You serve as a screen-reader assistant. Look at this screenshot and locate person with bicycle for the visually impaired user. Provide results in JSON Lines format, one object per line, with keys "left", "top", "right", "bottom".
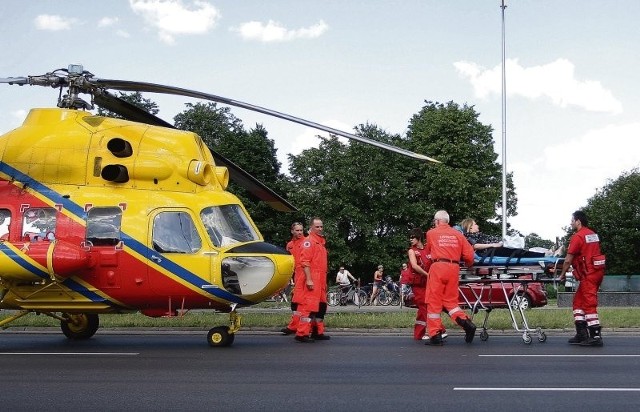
{"left": 336, "top": 266, "right": 357, "bottom": 304}
{"left": 369, "top": 265, "right": 384, "bottom": 305}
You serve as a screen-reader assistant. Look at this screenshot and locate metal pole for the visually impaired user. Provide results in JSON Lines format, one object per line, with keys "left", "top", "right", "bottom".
{"left": 500, "top": 0, "right": 508, "bottom": 239}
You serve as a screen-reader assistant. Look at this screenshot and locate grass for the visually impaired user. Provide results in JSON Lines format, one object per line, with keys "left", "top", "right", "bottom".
{"left": 3, "top": 305, "right": 640, "bottom": 331}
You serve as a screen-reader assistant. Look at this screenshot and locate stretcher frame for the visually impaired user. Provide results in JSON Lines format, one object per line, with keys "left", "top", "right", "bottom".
{"left": 458, "top": 258, "right": 563, "bottom": 344}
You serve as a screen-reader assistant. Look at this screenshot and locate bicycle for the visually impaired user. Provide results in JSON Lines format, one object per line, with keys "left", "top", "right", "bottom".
{"left": 327, "top": 280, "right": 367, "bottom": 307}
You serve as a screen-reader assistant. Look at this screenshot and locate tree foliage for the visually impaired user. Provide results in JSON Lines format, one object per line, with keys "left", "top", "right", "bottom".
{"left": 525, "top": 233, "right": 555, "bottom": 250}
{"left": 287, "top": 101, "right": 516, "bottom": 281}
{"left": 406, "top": 101, "right": 517, "bottom": 236}
{"left": 578, "top": 169, "right": 640, "bottom": 274}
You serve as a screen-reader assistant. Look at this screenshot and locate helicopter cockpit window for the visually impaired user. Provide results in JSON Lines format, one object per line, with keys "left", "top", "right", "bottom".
{"left": 152, "top": 212, "right": 202, "bottom": 254}
{"left": 22, "top": 207, "right": 57, "bottom": 241}
{"left": 200, "top": 205, "right": 259, "bottom": 248}
{"left": 0, "top": 209, "right": 10, "bottom": 240}
{"left": 86, "top": 207, "right": 122, "bottom": 246}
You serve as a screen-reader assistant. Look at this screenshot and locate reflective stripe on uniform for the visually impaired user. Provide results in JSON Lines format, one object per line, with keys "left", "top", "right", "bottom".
{"left": 585, "top": 313, "right": 600, "bottom": 326}
{"left": 414, "top": 320, "right": 426, "bottom": 326}
{"left": 427, "top": 313, "right": 441, "bottom": 320}
{"left": 448, "top": 307, "right": 462, "bottom": 316}
{"left": 300, "top": 317, "right": 312, "bottom": 323}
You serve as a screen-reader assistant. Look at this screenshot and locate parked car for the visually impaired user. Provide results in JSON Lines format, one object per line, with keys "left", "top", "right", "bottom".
{"left": 404, "top": 275, "right": 547, "bottom": 310}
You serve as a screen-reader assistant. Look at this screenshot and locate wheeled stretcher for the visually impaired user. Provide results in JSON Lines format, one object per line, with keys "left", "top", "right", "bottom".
{"left": 458, "top": 250, "right": 564, "bottom": 344}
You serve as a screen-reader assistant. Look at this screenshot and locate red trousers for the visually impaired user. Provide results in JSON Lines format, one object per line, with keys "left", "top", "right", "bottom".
{"left": 426, "top": 263, "right": 468, "bottom": 338}
{"left": 413, "top": 285, "right": 427, "bottom": 339}
{"left": 573, "top": 270, "right": 605, "bottom": 326}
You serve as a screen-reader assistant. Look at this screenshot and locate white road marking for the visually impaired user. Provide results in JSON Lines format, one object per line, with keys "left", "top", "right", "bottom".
{"left": 479, "top": 354, "right": 640, "bottom": 357}
{"left": 0, "top": 352, "right": 139, "bottom": 356}
{"left": 455, "top": 387, "right": 640, "bottom": 392}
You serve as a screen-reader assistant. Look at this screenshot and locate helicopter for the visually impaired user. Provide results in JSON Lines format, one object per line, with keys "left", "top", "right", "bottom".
{"left": 0, "top": 65, "right": 438, "bottom": 347}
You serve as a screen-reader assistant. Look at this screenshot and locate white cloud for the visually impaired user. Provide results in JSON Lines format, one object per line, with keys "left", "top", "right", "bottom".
{"left": 129, "top": 0, "right": 221, "bottom": 45}
{"left": 232, "top": 19, "right": 328, "bottom": 42}
{"left": 34, "top": 15, "right": 78, "bottom": 31}
{"left": 116, "top": 30, "right": 131, "bottom": 38}
{"left": 509, "top": 122, "right": 640, "bottom": 239}
{"left": 454, "top": 58, "right": 623, "bottom": 114}
{"left": 11, "top": 110, "right": 27, "bottom": 128}
{"left": 98, "top": 17, "right": 119, "bottom": 28}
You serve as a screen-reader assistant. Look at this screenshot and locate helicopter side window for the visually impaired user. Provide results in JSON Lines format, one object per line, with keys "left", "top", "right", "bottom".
{"left": 152, "top": 212, "right": 202, "bottom": 254}
{"left": 86, "top": 207, "right": 122, "bottom": 246}
{"left": 200, "top": 205, "right": 259, "bottom": 248}
{"left": 0, "top": 209, "right": 10, "bottom": 240}
{"left": 22, "top": 207, "right": 57, "bottom": 241}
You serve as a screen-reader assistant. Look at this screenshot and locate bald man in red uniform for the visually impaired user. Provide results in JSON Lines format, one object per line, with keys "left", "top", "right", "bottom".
{"left": 424, "top": 210, "right": 476, "bottom": 345}
{"left": 295, "top": 217, "right": 328, "bottom": 343}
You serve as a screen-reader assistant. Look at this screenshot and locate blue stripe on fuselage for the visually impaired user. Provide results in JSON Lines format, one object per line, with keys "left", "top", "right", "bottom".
{"left": 0, "top": 161, "right": 252, "bottom": 305}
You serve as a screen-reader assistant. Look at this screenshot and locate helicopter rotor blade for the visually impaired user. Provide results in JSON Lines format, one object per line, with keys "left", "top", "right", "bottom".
{"left": 93, "top": 90, "right": 174, "bottom": 128}
{"left": 89, "top": 78, "right": 440, "bottom": 163}
{"left": 91, "top": 90, "right": 297, "bottom": 212}
{"left": 0, "top": 77, "right": 29, "bottom": 85}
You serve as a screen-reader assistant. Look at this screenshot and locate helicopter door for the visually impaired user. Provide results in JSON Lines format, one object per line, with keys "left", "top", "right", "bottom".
{"left": 147, "top": 209, "right": 208, "bottom": 296}
{"left": 85, "top": 206, "right": 123, "bottom": 289}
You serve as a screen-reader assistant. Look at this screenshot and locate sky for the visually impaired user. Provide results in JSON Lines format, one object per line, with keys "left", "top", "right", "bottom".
{"left": 1, "top": 0, "right": 639, "bottom": 242}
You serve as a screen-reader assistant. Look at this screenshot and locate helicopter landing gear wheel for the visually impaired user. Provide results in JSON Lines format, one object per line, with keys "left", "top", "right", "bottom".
{"left": 207, "top": 326, "right": 235, "bottom": 347}
{"left": 61, "top": 313, "right": 99, "bottom": 340}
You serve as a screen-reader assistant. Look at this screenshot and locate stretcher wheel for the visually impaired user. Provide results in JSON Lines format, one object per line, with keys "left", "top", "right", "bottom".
{"left": 480, "top": 330, "right": 489, "bottom": 341}
{"left": 522, "top": 332, "right": 532, "bottom": 344}
{"left": 538, "top": 331, "right": 547, "bottom": 342}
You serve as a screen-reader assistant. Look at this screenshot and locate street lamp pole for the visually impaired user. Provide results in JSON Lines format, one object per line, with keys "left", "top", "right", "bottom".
{"left": 500, "top": 0, "right": 508, "bottom": 239}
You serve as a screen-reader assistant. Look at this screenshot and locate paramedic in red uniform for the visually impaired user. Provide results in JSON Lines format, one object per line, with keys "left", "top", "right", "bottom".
{"left": 407, "top": 228, "right": 430, "bottom": 340}
{"left": 559, "top": 210, "right": 606, "bottom": 346}
{"left": 424, "top": 210, "right": 476, "bottom": 345}
{"left": 295, "top": 217, "right": 329, "bottom": 343}
{"left": 281, "top": 222, "right": 305, "bottom": 335}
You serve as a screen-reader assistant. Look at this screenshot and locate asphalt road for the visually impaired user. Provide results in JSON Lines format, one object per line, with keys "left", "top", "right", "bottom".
{"left": 2, "top": 330, "right": 640, "bottom": 411}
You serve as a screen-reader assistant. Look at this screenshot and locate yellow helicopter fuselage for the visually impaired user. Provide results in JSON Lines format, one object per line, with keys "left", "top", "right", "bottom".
{"left": 0, "top": 108, "right": 294, "bottom": 316}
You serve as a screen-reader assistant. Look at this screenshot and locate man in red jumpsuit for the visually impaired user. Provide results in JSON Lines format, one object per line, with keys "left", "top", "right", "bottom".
{"left": 424, "top": 210, "right": 476, "bottom": 345}
{"left": 281, "top": 222, "right": 305, "bottom": 335}
{"left": 295, "top": 217, "right": 328, "bottom": 343}
{"left": 559, "top": 210, "right": 606, "bottom": 346}
{"left": 407, "top": 228, "right": 430, "bottom": 340}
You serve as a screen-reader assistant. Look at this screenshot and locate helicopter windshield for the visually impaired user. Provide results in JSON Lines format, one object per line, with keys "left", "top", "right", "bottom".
{"left": 200, "top": 205, "right": 259, "bottom": 248}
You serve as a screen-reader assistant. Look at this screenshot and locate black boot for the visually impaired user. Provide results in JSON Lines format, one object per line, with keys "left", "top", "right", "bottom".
{"left": 580, "top": 325, "right": 603, "bottom": 347}
{"left": 568, "top": 321, "right": 588, "bottom": 345}
{"left": 456, "top": 318, "right": 477, "bottom": 343}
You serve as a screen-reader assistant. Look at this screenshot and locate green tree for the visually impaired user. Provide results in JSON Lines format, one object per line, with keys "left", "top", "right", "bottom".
{"left": 406, "top": 101, "right": 517, "bottom": 236}
{"left": 524, "top": 233, "right": 555, "bottom": 250}
{"left": 96, "top": 91, "right": 160, "bottom": 117}
{"left": 579, "top": 169, "right": 640, "bottom": 274}
{"left": 174, "top": 102, "right": 295, "bottom": 245}
{"left": 287, "top": 100, "right": 514, "bottom": 281}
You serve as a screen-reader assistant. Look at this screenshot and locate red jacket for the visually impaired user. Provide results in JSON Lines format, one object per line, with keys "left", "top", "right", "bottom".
{"left": 568, "top": 227, "right": 605, "bottom": 279}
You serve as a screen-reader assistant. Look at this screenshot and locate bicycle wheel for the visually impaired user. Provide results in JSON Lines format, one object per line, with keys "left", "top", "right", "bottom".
{"left": 378, "top": 289, "right": 392, "bottom": 306}
{"left": 353, "top": 290, "right": 366, "bottom": 307}
{"left": 327, "top": 291, "right": 339, "bottom": 306}
{"left": 390, "top": 292, "right": 401, "bottom": 306}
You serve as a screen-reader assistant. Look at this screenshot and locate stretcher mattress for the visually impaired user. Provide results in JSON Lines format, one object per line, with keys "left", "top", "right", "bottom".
{"left": 473, "top": 248, "right": 562, "bottom": 266}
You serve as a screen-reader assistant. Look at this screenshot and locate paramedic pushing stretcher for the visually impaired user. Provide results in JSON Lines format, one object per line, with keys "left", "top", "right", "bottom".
{"left": 559, "top": 210, "right": 606, "bottom": 347}
{"left": 424, "top": 210, "right": 477, "bottom": 345}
